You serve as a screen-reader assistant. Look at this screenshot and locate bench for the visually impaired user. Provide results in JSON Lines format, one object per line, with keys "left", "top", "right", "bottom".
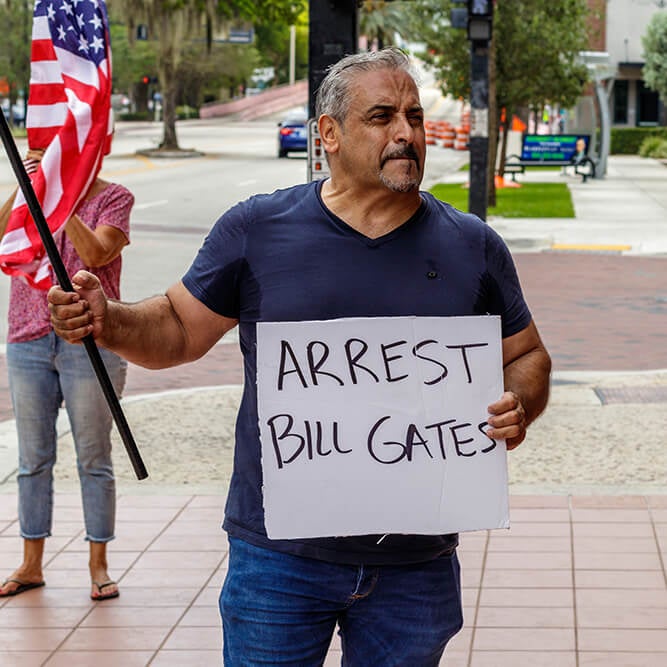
{"left": 502, "top": 134, "right": 596, "bottom": 183}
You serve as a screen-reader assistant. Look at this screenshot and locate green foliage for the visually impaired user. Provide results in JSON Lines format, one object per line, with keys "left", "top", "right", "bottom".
{"left": 254, "top": 9, "right": 308, "bottom": 85}
{"left": 177, "top": 41, "right": 261, "bottom": 106}
{"left": 401, "top": 0, "right": 590, "bottom": 112}
{"left": 403, "top": 1, "right": 470, "bottom": 100}
{"left": 359, "top": 1, "right": 411, "bottom": 48}
{"left": 106, "top": 0, "right": 305, "bottom": 149}
{"left": 176, "top": 105, "right": 199, "bottom": 119}
{"left": 638, "top": 136, "right": 667, "bottom": 159}
{"left": 642, "top": 11, "right": 667, "bottom": 102}
{"left": 109, "top": 23, "right": 158, "bottom": 94}
{"left": 494, "top": 0, "right": 589, "bottom": 116}
{"left": 429, "top": 182, "right": 575, "bottom": 218}
{"left": 117, "top": 111, "right": 152, "bottom": 121}
{"left": 0, "top": 0, "right": 32, "bottom": 116}
{"left": 610, "top": 127, "right": 667, "bottom": 154}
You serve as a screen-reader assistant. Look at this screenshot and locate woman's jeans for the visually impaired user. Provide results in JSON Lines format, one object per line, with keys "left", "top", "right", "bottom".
{"left": 7, "top": 332, "right": 127, "bottom": 542}
{"left": 220, "top": 536, "right": 463, "bottom": 666}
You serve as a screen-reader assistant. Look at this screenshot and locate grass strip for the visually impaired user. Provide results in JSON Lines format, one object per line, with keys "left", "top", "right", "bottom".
{"left": 429, "top": 182, "right": 575, "bottom": 218}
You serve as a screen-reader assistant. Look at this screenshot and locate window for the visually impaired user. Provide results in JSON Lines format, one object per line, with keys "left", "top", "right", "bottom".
{"left": 613, "top": 79, "right": 628, "bottom": 124}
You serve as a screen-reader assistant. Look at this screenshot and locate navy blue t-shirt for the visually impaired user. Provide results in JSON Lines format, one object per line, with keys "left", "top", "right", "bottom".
{"left": 182, "top": 180, "right": 531, "bottom": 565}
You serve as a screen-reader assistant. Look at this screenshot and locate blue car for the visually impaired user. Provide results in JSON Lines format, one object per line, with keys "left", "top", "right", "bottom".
{"left": 277, "top": 109, "right": 308, "bottom": 158}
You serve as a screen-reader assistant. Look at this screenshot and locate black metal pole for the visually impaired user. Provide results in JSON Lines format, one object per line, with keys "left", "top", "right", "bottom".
{"left": 308, "top": 0, "right": 358, "bottom": 118}
{"left": 0, "top": 113, "right": 148, "bottom": 480}
{"left": 468, "top": 40, "right": 490, "bottom": 221}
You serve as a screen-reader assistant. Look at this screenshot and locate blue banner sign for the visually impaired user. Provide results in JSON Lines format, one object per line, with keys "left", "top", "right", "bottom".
{"left": 521, "top": 134, "right": 590, "bottom": 162}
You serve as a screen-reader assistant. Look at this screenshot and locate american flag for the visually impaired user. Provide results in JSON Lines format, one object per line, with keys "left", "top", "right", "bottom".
{"left": 0, "top": 0, "right": 113, "bottom": 289}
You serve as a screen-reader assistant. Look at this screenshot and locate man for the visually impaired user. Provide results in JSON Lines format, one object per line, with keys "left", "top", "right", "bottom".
{"left": 49, "top": 48, "right": 551, "bottom": 666}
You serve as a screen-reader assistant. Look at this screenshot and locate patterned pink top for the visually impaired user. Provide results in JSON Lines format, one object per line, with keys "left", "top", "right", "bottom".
{"left": 7, "top": 182, "right": 133, "bottom": 343}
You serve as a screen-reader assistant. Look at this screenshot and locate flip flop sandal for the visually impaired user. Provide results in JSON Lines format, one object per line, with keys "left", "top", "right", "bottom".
{"left": 91, "top": 580, "right": 119, "bottom": 601}
{"left": 0, "top": 578, "right": 45, "bottom": 597}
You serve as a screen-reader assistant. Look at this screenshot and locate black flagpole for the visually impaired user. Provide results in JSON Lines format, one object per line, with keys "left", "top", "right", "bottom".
{"left": 0, "top": 113, "right": 148, "bottom": 480}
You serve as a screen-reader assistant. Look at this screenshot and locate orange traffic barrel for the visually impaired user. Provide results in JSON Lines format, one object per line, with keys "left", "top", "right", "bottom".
{"left": 440, "top": 126, "right": 456, "bottom": 149}
{"left": 454, "top": 126, "right": 469, "bottom": 151}
{"left": 424, "top": 120, "right": 437, "bottom": 145}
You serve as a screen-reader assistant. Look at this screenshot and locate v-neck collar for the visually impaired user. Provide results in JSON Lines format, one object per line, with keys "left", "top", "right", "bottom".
{"left": 314, "top": 179, "right": 426, "bottom": 248}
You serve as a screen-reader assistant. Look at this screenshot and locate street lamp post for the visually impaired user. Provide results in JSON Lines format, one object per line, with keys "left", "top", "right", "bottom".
{"left": 467, "top": 0, "right": 493, "bottom": 221}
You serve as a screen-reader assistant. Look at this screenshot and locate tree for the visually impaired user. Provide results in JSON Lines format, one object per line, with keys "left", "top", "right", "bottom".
{"left": 254, "top": 8, "right": 308, "bottom": 85}
{"left": 642, "top": 10, "right": 667, "bottom": 113}
{"left": 107, "top": 0, "right": 306, "bottom": 151}
{"left": 402, "top": 0, "right": 590, "bottom": 206}
{"left": 0, "top": 0, "right": 32, "bottom": 127}
{"left": 358, "top": 0, "right": 411, "bottom": 49}
{"left": 109, "top": 22, "right": 158, "bottom": 113}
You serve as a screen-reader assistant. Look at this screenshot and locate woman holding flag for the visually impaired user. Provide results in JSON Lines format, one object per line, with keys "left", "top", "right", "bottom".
{"left": 0, "top": 148, "right": 133, "bottom": 600}
{"left": 0, "top": 0, "right": 132, "bottom": 600}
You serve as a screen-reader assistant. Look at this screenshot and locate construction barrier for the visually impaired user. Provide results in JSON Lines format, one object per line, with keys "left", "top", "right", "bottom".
{"left": 425, "top": 120, "right": 438, "bottom": 145}
{"left": 440, "top": 124, "right": 456, "bottom": 149}
{"left": 454, "top": 126, "right": 469, "bottom": 151}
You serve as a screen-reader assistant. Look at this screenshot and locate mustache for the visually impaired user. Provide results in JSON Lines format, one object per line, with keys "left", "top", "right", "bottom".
{"left": 381, "top": 145, "right": 419, "bottom": 167}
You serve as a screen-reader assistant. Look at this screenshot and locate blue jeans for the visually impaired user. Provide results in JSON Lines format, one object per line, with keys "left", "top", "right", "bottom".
{"left": 7, "top": 333, "right": 127, "bottom": 542}
{"left": 220, "top": 537, "right": 463, "bottom": 666}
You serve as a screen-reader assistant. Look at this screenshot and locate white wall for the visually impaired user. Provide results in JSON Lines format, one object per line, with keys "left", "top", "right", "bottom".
{"left": 606, "top": 0, "right": 664, "bottom": 65}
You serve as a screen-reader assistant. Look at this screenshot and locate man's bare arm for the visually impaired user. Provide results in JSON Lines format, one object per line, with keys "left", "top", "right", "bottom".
{"left": 48, "top": 270, "right": 237, "bottom": 369}
{"left": 487, "top": 319, "right": 552, "bottom": 450}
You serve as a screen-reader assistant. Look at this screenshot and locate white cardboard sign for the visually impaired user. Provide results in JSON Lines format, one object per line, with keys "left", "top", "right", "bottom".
{"left": 257, "top": 316, "right": 508, "bottom": 539}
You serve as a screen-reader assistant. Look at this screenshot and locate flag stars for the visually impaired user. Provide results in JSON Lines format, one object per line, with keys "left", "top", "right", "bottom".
{"left": 90, "top": 34, "right": 104, "bottom": 53}
{"left": 77, "top": 34, "right": 89, "bottom": 52}
{"left": 47, "top": 3, "right": 56, "bottom": 20}
{"left": 76, "top": 12, "right": 85, "bottom": 29}
{"left": 59, "top": 0, "right": 73, "bottom": 16}
{"left": 89, "top": 13, "right": 102, "bottom": 31}
{"left": 56, "top": 24, "right": 66, "bottom": 41}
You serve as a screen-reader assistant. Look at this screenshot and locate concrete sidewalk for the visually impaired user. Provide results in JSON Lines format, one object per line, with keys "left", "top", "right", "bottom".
{"left": 0, "top": 126, "right": 666, "bottom": 665}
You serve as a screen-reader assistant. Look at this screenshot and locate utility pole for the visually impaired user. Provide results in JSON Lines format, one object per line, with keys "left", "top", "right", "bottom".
{"left": 308, "top": 0, "right": 358, "bottom": 118}
{"left": 466, "top": 1, "right": 494, "bottom": 221}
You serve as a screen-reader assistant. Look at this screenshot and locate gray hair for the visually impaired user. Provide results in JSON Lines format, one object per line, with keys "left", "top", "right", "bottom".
{"left": 315, "top": 47, "right": 419, "bottom": 124}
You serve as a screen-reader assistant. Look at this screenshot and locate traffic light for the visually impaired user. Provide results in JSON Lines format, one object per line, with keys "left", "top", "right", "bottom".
{"left": 450, "top": 0, "right": 468, "bottom": 29}
{"left": 469, "top": 0, "right": 493, "bottom": 16}
{"left": 467, "top": 0, "right": 493, "bottom": 41}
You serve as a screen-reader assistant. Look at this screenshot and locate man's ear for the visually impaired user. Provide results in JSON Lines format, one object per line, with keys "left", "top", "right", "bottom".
{"left": 318, "top": 114, "right": 340, "bottom": 155}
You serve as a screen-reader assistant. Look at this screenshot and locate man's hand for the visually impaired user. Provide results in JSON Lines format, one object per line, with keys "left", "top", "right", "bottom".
{"left": 486, "top": 390, "right": 527, "bottom": 451}
{"left": 48, "top": 270, "right": 108, "bottom": 343}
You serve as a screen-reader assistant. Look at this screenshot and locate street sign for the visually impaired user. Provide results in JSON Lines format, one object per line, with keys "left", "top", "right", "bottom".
{"left": 307, "top": 118, "right": 330, "bottom": 182}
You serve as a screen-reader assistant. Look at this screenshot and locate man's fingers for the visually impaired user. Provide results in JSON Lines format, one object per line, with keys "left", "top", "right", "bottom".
{"left": 47, "top": 284, "right": 79, "bottom": 306}
{"left": 486, "top": 391, "right": 527, "bottom": 448}
{"left": 71, "top": 269, "right": 101, "bottom": 290}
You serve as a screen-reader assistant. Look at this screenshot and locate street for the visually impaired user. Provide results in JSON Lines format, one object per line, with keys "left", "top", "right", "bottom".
{"left": 0, "top": 117, "right": 666, "bottom": 376}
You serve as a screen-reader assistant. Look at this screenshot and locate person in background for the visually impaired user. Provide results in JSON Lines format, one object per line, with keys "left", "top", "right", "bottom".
{"left": 48, "top": 48, "right": 551, "bottom": 664}
{"left": 0, "top": 148, "right": 132, "bottom": 601}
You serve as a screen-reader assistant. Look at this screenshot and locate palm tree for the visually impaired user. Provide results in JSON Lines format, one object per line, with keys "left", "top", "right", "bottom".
{"left": 358, "top": 0, "right": 410, "bottom": 50}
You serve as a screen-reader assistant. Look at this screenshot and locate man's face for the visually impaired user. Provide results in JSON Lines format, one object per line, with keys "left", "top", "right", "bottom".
{"left": 335, "top": 68, "right": 425, "bottom": 193}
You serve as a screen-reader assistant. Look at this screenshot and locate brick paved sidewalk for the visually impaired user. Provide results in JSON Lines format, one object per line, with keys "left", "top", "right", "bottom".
{"left": 1, "top": 492, "right": 666, "bottom": 666}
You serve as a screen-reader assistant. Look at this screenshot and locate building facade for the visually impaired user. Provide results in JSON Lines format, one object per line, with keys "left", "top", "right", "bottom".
{"left": 601, "top": 0, "right": 666, "bottom": 126}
